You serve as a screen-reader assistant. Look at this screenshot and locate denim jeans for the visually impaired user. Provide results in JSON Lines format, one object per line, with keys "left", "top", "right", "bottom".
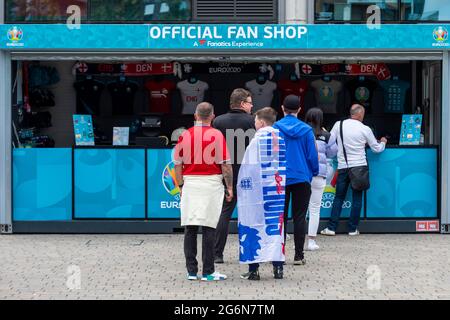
{"left": 327, "top": 169, "right": 363, "bottom": 233}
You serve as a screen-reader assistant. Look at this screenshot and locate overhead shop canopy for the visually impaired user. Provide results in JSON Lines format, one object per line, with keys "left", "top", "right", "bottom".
{"left": 4, "top": 24, "right": 448, "bottom": 62}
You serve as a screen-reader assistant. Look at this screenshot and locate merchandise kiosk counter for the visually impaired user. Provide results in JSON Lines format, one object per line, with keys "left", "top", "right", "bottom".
{"left": 11, "top": 144, "right": 438, "bottom": 233}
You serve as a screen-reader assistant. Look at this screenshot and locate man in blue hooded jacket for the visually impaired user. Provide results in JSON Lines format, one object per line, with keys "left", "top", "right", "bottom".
{"left": 273, "top": 95, "right": 319, "bottom": 265}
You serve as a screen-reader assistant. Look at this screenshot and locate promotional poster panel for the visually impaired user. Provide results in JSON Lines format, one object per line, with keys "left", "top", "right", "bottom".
{"left": 73, "top": 115, "right": 95, "bottom": 146}
{"left": 13, "top": 148, "right": 72, "bottom": 221}
{"left": 367, "top": 148, "right": 437, "bottom": 218}
{"left": 399, "top": 114, "right": 423, "bottom": 145}
{"left": 74, "top": 149, "right": 145, "bottom": 218}
{"left": 148, "top": 148, "right": 181, "bottom": 219}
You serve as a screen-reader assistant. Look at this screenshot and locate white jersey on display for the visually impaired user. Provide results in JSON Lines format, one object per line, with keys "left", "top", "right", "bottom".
{"left": 245, "top": 79, "right": 277, "bottom": 112}
{"left": 177, "top": 80, "right": 209, "bottom": 114}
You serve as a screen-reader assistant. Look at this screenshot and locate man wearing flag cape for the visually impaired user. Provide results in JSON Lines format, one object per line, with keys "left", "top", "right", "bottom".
{"left": 237, "top": 107, "right": 287, "bottom": 280}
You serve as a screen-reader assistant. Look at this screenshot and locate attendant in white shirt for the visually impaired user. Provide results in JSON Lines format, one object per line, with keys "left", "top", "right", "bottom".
{"left": 321, "top": 104, "right": 387, "bottom": 236}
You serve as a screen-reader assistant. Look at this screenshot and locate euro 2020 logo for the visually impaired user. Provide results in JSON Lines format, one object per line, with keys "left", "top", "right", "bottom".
{"left": 162, "top": 161, "right": 181, "bottom": 201}
{"left": 322, "top": 186, "right": 352, "bottom": 210}
{"left": 433, "top": 26, "right": 448, "bottom": 43}
{"left": 322, "top": 163, "right": 352, "bottom": 210}
{"left": 7, "top": 26, "right": 23, "bottom": 42}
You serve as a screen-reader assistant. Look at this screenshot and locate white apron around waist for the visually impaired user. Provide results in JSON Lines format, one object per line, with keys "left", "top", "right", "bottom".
{"left": 180, "top": 174, "right": 224, "bottom": 228}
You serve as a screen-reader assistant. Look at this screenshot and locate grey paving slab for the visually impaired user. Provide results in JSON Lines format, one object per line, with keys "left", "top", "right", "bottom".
{"left": 1, "top": 234, "right": 450, "bottom": 299}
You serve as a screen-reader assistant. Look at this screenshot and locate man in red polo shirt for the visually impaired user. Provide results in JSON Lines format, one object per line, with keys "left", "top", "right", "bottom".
{"left": 174, "top": 102, "right": 233, "bottom": 281}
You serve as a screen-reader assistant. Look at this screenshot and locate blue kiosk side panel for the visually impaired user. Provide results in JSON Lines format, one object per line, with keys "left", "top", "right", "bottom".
{"left": 13, "top": 148, "right": 72, "bottom": 221}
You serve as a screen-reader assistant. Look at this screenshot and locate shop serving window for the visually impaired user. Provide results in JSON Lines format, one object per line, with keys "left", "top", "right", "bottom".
{"left": 11, "top": 60, "right": 434, "bottom": 149}
{"left": 10, "top": 59, "right": 440, "bottom": 222}
{"left": 5, "top": 0, "right": 191, "bottom": 23}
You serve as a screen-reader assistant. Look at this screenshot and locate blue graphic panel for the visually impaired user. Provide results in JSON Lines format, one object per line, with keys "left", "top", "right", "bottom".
{"left": 1, "top": 24, "right": 450, "bottom": 50}
{"left": 148, "top": 149, "right": 181, "bottom": 218}
{"left": 1, "top": 24, "right": 149, "bottom": 50}
{"left": 307, "top": 24, "right": 446, "bottom": 50}
{"left": 74, "top": 149, "right": 145, "bottom": 218}
{"left": 13, "top": 148, "right": 72, "bottom": 221}
{"left": 367, "top": 148, "right": 437, "bottom": 218}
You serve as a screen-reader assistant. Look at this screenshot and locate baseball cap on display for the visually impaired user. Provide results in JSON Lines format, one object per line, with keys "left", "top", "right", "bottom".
{"left": 283, "top": 95, "right": 301, "bottom": 111}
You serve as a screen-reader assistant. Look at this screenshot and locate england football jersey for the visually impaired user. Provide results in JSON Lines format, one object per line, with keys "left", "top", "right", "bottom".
{"left": 176, "top": 80, "right": 209, "bottom": 114}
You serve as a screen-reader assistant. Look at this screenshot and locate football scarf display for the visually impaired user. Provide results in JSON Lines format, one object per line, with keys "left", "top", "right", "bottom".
{"left": 297, "top": 63, "right": 391, "bottom": 80}
{"left": 74, "top": 62, "right": 175, "bottom": 76}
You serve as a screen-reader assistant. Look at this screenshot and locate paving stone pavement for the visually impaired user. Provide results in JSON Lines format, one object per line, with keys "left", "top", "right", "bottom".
{"left": 1, "top": 234, "right": 450, "bottom": 300}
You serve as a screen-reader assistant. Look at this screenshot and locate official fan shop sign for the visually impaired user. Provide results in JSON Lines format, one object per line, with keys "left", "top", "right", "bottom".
{"left": 1, "top": 24, "right": 450, "bottom": 50}
{"left": 149, "top": 25, "right": 308, "bottom": 49}
{"left": 148, "top": 24, "right": 450, "bottom": 50}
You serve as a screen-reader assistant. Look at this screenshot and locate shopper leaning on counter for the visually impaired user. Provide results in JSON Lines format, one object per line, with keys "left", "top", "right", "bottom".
{"left": 321, "top": 104, "right": 387, "bottom": 236}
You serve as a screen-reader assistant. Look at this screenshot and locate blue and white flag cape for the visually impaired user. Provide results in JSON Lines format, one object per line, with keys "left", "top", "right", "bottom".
{"left": 237, "top": 126, "right": 287, "bottom": 264}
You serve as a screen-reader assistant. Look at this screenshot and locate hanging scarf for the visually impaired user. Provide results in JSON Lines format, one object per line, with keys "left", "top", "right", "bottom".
{"left": 237, "top": 126, "right": 287, "bottom": 264}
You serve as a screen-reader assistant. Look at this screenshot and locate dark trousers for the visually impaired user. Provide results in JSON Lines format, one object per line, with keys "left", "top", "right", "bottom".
{"left": 284, "top": 182, "right": 311, "bottom": 260}
{"left": 184, "top": 225, "right": 215, "bottom": 276}
{"left": 214, "top": 184, "right": 238, "bottom": 259}
{"left": 327, "top": 169, "right": 363, "bottom": 233}
{"left": 249, "top": 262, "right": 284, "bottom": 272}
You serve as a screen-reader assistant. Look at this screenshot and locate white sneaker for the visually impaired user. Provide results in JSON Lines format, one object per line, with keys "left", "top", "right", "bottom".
{"left": 348, "top": 230, "right": 360, "bottom": 236}
{"left": 201, "top": 271, "right": 227, "bottom": 281}
{"left": 320, "top": 228, "right": 336, "bottom": 236}
{"left": 306, "top": 240, "right": 320, "bottom": 251}
{"left": 187, "top": 273, "right": 199, "bottom": 281}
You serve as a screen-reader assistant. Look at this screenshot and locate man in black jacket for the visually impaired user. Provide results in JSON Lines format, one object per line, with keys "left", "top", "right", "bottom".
{"left": 213, "top": 88, "right": 256, "bottom": 264}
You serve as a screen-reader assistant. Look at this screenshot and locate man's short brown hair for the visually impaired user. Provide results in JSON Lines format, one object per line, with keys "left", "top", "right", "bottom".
{"left": 255, "top": 107, "right": 277, "bottom": 126}
{"left": 230, "top": 88, "right": 251, "bottom": 109}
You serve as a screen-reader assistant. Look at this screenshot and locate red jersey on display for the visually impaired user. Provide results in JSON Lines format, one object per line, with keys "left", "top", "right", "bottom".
{"left": 278, "top": 79, "right": 309, "bottom": 109}
{"left": 174, "top": 126, "right": 230, "bottom": 176}
{"left": 145, "top": 80, "right": 176, "bottom": 113}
